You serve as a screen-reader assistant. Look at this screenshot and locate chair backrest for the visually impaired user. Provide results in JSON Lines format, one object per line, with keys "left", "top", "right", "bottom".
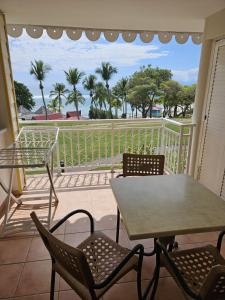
{"left": 122, "top": 153, "right": 165, "bottom": 177}
{"left": 30, "top": 212, "right": 94, "bottom": 289}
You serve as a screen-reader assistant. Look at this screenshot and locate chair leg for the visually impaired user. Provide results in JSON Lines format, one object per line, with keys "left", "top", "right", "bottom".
{"left": 50, "top": 264, "right": 56, "bottom": 300}
{"left": 116, "top": 207, "right": 120, "bottom": 243}
{"left": 137, "top": 247, "right": 144, "bottom": 300}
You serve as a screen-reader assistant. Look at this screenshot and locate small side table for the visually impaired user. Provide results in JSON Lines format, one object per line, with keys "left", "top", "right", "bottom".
{"left": 0, "top": 126, "right": 59, "bottom": 235}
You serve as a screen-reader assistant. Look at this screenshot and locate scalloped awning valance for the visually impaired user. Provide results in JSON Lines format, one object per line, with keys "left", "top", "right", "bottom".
{"left": 7, "top": 24, "right": 203, "bottom": 44}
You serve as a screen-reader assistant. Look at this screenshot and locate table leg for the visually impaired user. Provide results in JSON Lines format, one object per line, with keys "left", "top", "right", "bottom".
{"left": 2, "top": 168, "right": 15, "bottom": 231}
{"left": 142, "top": 240, "right": 160, "bottom": 300}
{"left": 0, "top": 181, "right": 22, "bottom": 205}
{"left": 46, "top": 159, "right": 59, "bottom": 229}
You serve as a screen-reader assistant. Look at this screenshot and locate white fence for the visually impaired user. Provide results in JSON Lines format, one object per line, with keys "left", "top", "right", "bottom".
{"left": 20, "top": 118, "right": 195, "bottom": 174}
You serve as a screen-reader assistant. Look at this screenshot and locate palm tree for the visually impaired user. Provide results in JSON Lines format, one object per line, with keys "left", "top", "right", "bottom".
{"left": 47, "top": 98, "right": 58, "bottom": 113}
{"left": 83, "top": 75, "right": 97, "bottom": 109}
{"left": 95, "top": 62, "right": 117, "bottom": 118}
{"left": 94, "top": 82, "right": 108, "bottom": 111}
{"left": 49, "top": 83, "right": 68, "bottom": 113}
{"left": 65, "top": 68, "right": 85, "bottom": 120}
{"left": 30, "top": 60, "right": 51, "bottom": 120}
{"left": 113, "top": 78, "right": 129, "bottom": 118}
{"left": 111, "top": 97, "right": 122, "bottom": 118}
{"left": 66, "top": 91, "right": 85, "bottom": 118}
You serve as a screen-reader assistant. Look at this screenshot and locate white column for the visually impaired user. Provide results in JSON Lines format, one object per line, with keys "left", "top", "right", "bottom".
{"left": 189, "top": 39, "right": 213, "bottom": 177}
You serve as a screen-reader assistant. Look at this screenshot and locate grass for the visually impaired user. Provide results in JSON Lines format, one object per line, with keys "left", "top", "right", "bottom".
{"left": 20, "top": 118, "right": 192, "bottom": 172}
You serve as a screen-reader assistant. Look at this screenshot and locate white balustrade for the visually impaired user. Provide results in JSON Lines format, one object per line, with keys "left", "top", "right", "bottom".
{"left": 20, "top": 118, "right": 195, "bottom": 174}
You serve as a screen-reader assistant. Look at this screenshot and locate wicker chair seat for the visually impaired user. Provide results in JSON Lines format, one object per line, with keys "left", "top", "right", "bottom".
{"left": 77, "top": 231, "right": 138, "bottom": 284}
{"left": 161, "top": 245, "right": 225, "bottom": 297}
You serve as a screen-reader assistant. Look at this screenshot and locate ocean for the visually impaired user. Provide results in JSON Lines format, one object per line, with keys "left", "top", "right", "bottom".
{"left": 33, "top": 95, "right": 130, "bottom": 117}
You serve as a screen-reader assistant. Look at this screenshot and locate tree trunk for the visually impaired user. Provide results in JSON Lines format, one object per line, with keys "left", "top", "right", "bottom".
{"left": 135, "top": 107, "right": 138, "bottom": 118}
{"left": 40, "top": 83, "right": 48, "bottom": 120}
{"left": 106, "top": 82, "right": 112, "bottom": 118}
{"left": 58, "top": 93, "right": 61, "bottom": 113}
{"left": 149, "top": 101, "right": 153, "bottom": 118}
{"left": 73, "top": 86, "right": 80, "bottom": 120}
{"left": 173, "top": 105, "right": 178, "bottom": 118}
{"left": 74, "top": 101, "right": 79, "bottom": 120}
{"left": 125, "top": 97, "right": 127, "bottom": 118}
{"left": 115, "top": 107, "right": 118, "bottom": 118}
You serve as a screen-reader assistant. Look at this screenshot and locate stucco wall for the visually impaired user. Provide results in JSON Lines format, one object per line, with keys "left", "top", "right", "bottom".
{"left": 191, "top": 8, "right": 225, "bottom": 178}
{"left": 0, "top": 13, "right": 23, "bottom": 215}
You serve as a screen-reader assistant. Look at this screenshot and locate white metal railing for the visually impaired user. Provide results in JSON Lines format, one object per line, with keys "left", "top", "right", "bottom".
{"left": 20, "top": 118, "right": 195, "bottom": 174}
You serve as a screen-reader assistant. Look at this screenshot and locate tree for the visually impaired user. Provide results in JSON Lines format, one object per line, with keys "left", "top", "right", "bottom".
{"left": 66, "top": 90, "right": 85, "bottom": 118}
{"left": 83, "top": 75, "right": 97, "bottom": 109}
{"left": 128, "top": 65, "right": 172, "bottom": 118}
{"left": 96, "top": 62, "right": 117, "bottom": 117}
{"left": 128, "top": 84, "right": 155, "bottom": 118}
{"left": 111, "top": 97, "right": 122, "bottom": 118}
{"left": 177, "top": 84, "right": 196, "bottom": 117}
{"left": 65, "top": 68, "right": 85, "bottom": 120}
{"left": 49, "top": 83, "right": 68, "bottom": 113}
{"left": 161, "top": 80, "right": 182, "bottom": 118}
{"left": 30, "top": 60, "right": 51, "bottom": 119}
{"left": 14, "top": 81, "right": 35, "bottom": 111}
{"left": 47, "top": 98, "right": 58, "bottom": 113}
{"left": 93, "top": 82, "right": 108, "bottom": 111}
{"left": 112, "top": 78, "right": 129, "bottom": 118}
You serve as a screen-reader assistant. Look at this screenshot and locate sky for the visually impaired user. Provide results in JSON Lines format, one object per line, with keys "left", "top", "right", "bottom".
{"left": 8, "top": 31, "right": 201, "bottom": 116}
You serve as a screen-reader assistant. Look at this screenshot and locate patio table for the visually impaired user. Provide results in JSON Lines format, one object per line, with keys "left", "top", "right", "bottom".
{"left": 111, "top": 174, "right": 225, "bottom": 298}
{"left": 111, "top": 174, "right": 225, "bottom": 241}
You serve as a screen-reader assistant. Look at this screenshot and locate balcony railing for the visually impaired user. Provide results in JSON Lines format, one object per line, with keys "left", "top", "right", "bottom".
{"left": 20, "top": 118, "right": 195, "bottom": 175}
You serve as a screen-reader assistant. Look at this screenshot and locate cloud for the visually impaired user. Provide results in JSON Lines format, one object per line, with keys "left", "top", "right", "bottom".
{"left": 9, "top": 32, "right": 169, "bottom": 74}
{"left": 172, "top": 68, "right": 199, "bottom": 82}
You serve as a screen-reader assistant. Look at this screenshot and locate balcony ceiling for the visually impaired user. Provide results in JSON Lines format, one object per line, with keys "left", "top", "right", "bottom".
{"left": 1, "top": 0, "right": 225, "bottom": 33}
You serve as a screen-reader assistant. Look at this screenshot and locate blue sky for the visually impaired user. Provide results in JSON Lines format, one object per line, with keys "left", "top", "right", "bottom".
{"left": 8, "top": 31, "right": 201, "bottom": 116}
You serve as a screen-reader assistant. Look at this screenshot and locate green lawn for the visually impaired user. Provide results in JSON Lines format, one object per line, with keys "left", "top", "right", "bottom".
{"left": 21, "top": 118, "right": 192, "bottom": 172}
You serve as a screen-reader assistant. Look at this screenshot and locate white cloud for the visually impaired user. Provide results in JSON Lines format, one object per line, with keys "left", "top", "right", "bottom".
{"left": 9, "top": 33, "right": 169, "bottom": 73}
{"left": 172, "top": 68, "right": 199, "bottom": 82}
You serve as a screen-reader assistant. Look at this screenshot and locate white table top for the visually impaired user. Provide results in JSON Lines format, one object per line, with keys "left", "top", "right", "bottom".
{"left": 111, "top": 174, "right": 225, "bottom": 240}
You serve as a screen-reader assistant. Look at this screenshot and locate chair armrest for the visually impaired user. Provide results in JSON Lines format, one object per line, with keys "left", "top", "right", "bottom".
{"left": 217, "top": 230, "right": 225, "bottom": 252}
{"left": 50, "top": 209, "right": 94, "bottom": 234}
{"left": 116, "top": 173, "right": 124, "bottom": 178}
{"left": 156, "top": 240, "right": 199, "bottom": 299}
{"left": 93, "top": 244, "right": 144, "bottom": 289}
{"left": 199, "top": 265, "right": 225, "bottom": 299}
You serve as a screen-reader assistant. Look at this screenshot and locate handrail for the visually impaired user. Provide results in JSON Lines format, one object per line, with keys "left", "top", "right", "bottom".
{"left": 20, "top": 118, "right": 195, "bottom": 175}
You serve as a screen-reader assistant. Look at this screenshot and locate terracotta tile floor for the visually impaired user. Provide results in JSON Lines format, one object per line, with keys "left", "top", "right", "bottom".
{"left": 0, "top": 176, "right": 223, "bottom": 300}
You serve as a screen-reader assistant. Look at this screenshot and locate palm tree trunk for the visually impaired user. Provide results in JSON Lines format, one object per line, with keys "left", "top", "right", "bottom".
{"left": 106, "top": 82, "right": 112, "bottom": 119}
{"left": 40, "top": 83, "right": 48, "bottom": 120}
{"left": 58, "top": 93, "right": 61, "bottom": 113}
{"left": 108, "top": 88, "right": 112, "bottom": 118}
{"left": 73, "top": 85, "right": 80, "bottom": 120}
{"left": 125, "top": 97, "right": 127, "bottom": 118}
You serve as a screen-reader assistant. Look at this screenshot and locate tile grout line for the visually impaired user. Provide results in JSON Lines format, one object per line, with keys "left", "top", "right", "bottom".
{"left": 12, "top": 234, "right": 34, "bottom": 298}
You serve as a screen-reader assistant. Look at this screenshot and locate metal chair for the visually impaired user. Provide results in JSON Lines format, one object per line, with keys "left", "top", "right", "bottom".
{"left": 30, "top": 210, "right": 144, "bottom": 300}
{"left": 116, "top": 153, "right": 165, "bottom": 244}
{"left": 151, "top": 232, "right": 225, "bottom": 300}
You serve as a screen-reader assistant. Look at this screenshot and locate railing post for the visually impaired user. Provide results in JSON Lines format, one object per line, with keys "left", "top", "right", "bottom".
{"left": 160, "top": 119, "right": 165, "bottom": 155}
{"left": 111, "top": 121, "right": 115, "bottom": 173}
{"left": 177, "top": 126, "right": 184, "bottom": 174}
{"left": 56, "top": 131, "right": 61, "bottom": 175}
{"left": 186, "top": 125, "right": 194, "bottom": 175}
